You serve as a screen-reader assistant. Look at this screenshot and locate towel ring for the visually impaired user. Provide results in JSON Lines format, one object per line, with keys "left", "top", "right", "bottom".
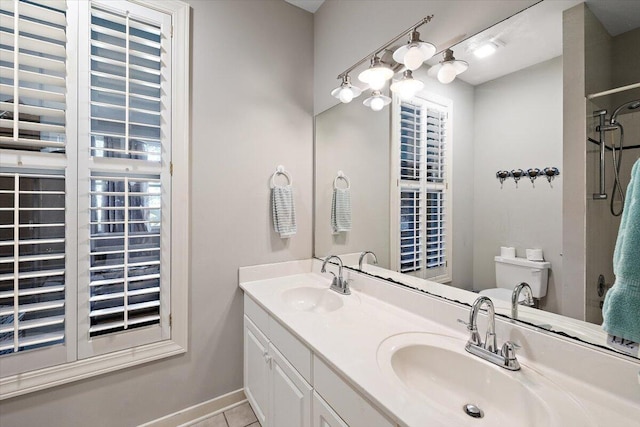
{"left": 333, "top": 170, "right": 351, "bottom": 189}
{"left": 271, "top": 165, "right": 292, "bottom": 188}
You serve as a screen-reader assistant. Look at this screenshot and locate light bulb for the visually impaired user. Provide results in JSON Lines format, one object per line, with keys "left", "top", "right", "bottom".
{"left": 367, "top": 73, "right": 387, "bottom": 90}
{"left": 370, "top": 97, "right": 385, "bottom": 111}
{"left": 404, "top": 46, "right": 425, "bottom": 71}
{"left": 391, "top": 78, "right": 424, "bottom": 101}
{"left": 437, "top": 62, "right": 457, "bottom": 84}
{"left": 339, "top": 87, "right": 354, "bottom": 103}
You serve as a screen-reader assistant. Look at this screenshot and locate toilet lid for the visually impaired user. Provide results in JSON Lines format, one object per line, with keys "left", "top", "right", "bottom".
{"left": 479, "top": 288, "right": 513, "bottom": 302}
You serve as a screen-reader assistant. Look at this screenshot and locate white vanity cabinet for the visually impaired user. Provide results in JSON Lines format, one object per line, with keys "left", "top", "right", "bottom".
{"left": 243, "top": 316, "right": 270, "bottom": 426}
{"left": 312, "top": 391, "right": 348, "bottom": 427}
{"left": 244, "top": 293, "right": 313, "bottom": 427}
{"left": 269, "top": 342, "right": 312, "bottom": 427}
{"left": 243, "top": 295, "right": 395, "bottom": 427}
{"left": 244, "top": 315, "right": 312, "bottom": 427}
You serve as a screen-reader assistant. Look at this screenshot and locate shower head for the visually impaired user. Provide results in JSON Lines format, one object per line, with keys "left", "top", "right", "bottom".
{"left": 610, "top": 99, "right": 640, "bottom": 124}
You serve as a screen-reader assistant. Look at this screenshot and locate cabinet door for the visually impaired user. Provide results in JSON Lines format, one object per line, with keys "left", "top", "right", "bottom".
{"left": 269, "top": 343, "right": 312, "bottom": 427}
{"left": 313, "top": 391, "right": 349, "bottom": 427}
{"left": 244, "top": 316, "right": 270, "bottom": 426}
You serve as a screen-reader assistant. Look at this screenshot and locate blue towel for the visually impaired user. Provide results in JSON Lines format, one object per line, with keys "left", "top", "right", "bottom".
{"left": 331, "top": 188, "right": 351, "bottom": 234}
{"left": 271, "top": 185, "right": 296, "bottom": 238}
{"left": 602, "top": 158, "right": 640, "bottom": 343}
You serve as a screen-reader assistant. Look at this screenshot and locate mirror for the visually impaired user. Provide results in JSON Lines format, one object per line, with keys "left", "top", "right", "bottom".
{"left": 314, "top": 0, "right": 640, "bottom": 358}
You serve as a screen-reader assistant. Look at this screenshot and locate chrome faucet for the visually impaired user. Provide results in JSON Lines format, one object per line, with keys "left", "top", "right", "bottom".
{"left": 358, "top": 251, "right": 378, "bottom": 270}
{"left": 511, "top": 282, "right": 535, "bottom": 319}
{"left": 460, "top": 296, "right": 521, "bottom": 371}
{"left": 321, "top": 255, "right": 350, "bottom": 295}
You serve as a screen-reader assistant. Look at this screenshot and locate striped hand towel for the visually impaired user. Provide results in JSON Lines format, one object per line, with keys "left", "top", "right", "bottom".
{"left": 331, "top": 188, "right": 352, "bottom": 234}
{"left": 271, "top": 185, "right": 297, "bottom": 238}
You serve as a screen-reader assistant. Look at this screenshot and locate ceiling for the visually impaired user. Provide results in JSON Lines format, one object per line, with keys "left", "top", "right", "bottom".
{"left": 422, "top": 0, "right": 640, "bottom": 87}
{"left": 287, "top": 0, "right": 640, "bottom": 87}
{"left": 585, "top": 0, "right": 640, "bottom": 36}
{"left": 284, "top": 0, "right": 325, "bottom": 14}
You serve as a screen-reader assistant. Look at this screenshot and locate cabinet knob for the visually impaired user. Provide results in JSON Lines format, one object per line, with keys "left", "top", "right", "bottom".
{"left": 263, "top": 351, "right": 272, "bottom": 366}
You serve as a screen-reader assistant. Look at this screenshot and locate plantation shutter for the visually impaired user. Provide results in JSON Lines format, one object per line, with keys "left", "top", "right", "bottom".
{"left": 0, "top": 171, "right": 66, "bottom": 355}
{"left": 425, "top": 107, "right": 446, "bottom": 182}
{"left": 0, "top": 0, "right": 67, "bottom": 150}
{"left": 0, "top": 0, "right": 70, "bottom": 374}
{"left": 399, "top": 102, "right": 422, "bottom": 181}
{"left": 399, "top": 188, "right": 422, "bottom": 273}
{"left": 77, "top": 0, "right": 171, "bottom": 358}
{"left": 397, "top": 99, "right": 449, "bottom": 279}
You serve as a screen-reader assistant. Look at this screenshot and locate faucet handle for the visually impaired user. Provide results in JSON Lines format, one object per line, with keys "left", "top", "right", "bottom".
{"left": 501, "top": 341, "right": 520, "bottom": 360}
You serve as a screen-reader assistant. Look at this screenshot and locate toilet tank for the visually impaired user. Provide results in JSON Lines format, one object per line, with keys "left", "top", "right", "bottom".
{"left": 494, "top": 256, "right": 551, "bottom": 298}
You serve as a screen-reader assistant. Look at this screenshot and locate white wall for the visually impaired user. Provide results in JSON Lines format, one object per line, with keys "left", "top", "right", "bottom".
{"left": 472, "top": 57, "right": 564, "bottom": 314}
{"left": 314, "top": 0, "right": 539, "bottom": 114}
{"left": 0, "top": 1, "right": 314, "bottom": 426}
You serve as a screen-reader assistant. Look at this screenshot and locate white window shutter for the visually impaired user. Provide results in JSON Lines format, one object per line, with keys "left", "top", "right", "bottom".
{"left": 77, "top": 0, "right": 172, "bottom": 359}
{"left": 396, "top": 98, "right": 450, "bottom": 281}
{"left": 0, "top": 171, "right": 66, "bottom": 355}
{"left": 0, "top": 0, "right": 67, "bottom": 150}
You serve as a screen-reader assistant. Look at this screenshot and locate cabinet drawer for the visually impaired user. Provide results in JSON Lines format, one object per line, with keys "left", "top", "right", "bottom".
{"left": 313, "top": 356, "right": 394, "bottom": 427}
{"left": 268, "top": 316, "right": 312, "bottom": 383}
{"left": 244, "top": 294, "right": 269, "bottom": 333}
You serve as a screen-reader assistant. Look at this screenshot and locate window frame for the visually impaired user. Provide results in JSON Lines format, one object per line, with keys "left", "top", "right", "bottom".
{"left": 390, "top": 92, "right": 453, "bottom": 283}
{"left": 0, "top": 0, "right": 190, "bottom": 400}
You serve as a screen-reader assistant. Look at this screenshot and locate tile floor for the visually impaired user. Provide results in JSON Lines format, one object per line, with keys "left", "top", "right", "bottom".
{"left": 191, "top": 402, "right": 259, "bottom": 427}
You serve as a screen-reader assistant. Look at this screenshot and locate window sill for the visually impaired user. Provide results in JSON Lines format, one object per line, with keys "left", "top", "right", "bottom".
{"left": 0, "top": 339, "right": 185, "bottom": 400}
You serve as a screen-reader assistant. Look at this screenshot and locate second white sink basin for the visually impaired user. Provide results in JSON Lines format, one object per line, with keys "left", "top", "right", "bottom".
{"left": 377, "top": 332, "right": 594, "bottom": 426}
{"left": 281, "top": 286, "right": 344, "bottom": 313}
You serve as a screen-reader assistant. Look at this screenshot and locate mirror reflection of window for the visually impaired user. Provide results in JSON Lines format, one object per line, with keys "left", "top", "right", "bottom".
{"left": 392, "top": 95, "right": 452, "bottom": 283}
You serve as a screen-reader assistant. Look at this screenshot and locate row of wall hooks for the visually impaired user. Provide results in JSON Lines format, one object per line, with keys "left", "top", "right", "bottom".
{"left": 496, "top": 167, "right": 560, "bottom": 188}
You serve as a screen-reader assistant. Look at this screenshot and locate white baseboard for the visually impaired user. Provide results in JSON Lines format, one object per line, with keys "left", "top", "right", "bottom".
{"left": 139, "top": 388, "right": 246, "bottom": 427}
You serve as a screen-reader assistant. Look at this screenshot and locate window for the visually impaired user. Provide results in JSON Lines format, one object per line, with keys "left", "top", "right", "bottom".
{"left": 391, "top": 94, "right": 452, "bottom": 283}
{"left": 0, "top": 0, "right": 190, "bottom": 399}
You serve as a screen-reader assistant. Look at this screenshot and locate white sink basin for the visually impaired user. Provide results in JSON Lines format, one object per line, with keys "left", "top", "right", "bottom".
{"left": 377, "top": 333, "right": 594, "bottom": 426}
{"left": 281, "top": 286, "right": 344, "bottom": 313}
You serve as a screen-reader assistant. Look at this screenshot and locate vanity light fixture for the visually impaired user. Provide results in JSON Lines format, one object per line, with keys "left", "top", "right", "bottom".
{"left": 390, "top": 70, "right": 424, "bottom": 100}
{"left": 358, "top": 56, "right": 394, "bottom": 90}
{"left": 392, "top": 29, "right": 436, "bottom": 70}
{"left": 331, "top": 75, "right": 362, "bottom": 103}
{"left": 363, "top": 90, "right": 391, "bottom": 111}
{"left": 431, "top": 49, "right": 468, "bottom": 84}
{"left": 332, "top": 15, "right": 434, "bottom": 108}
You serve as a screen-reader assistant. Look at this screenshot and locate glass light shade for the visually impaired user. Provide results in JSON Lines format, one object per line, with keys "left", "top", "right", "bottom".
{"left": 390, "top": 71, "right": 424, "bottom": 100}
{"left": 358, "top": 57, "right": 394, "bottom": 89}
{"left": 393, "top": 42, "right": 437, "bottom": 71}
{"left": 437, "top": 62, "right": 457, "bottom": 84}
{"left": 330, "top": 76, "right": 362, "bottom": 103}
{"left": 363, "top": 90, "right": 391, "bottom": 111}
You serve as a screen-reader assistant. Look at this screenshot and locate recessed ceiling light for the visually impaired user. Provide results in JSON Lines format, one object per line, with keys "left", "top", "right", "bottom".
{"left": 473, "top": 41, "right": 499, "bottom": 59}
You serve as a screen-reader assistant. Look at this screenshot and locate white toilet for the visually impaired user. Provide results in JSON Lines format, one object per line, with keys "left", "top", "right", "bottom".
{"left": 479, "top": 256, "right": 551, "bottom": 302}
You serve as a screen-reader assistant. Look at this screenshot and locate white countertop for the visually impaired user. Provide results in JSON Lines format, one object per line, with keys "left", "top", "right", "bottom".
{"left": 239, "top": 260, "right": 640, "bottom": 427}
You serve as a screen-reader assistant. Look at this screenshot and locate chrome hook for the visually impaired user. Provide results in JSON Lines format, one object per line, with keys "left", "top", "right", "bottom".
{"left": 496, "top": 170, "right": 511, "bottom": 189}
{"left": 511, "top": 169, "right": 524, "bottom": 188}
